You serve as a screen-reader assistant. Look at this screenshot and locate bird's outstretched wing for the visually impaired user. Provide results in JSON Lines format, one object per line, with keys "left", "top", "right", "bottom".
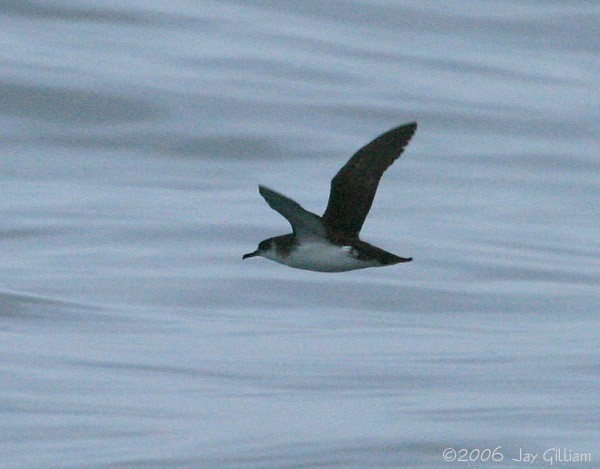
{"left": 322, "top": 122, "right": 417, "bottom": 238}
{"left": 258, "top": 185, "right": 325, "bottom": 238}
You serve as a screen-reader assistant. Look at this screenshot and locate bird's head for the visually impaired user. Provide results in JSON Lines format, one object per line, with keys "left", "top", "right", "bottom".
{"left": 242, "top": 238, "right": 274, "bottom": 260}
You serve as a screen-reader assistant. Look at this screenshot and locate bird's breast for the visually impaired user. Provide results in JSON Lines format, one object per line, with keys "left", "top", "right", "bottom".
{"left": 267, "top": 240, "right": 381, "bottom": 272}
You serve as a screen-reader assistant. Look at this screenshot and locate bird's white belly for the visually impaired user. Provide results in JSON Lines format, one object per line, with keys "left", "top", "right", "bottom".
{"left": 266, "top": 241, "right": 381, "bottom": 272}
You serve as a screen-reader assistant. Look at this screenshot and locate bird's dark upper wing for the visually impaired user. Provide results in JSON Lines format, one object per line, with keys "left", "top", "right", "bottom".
{"left": 321, "top": 122, "right": 417, "bottom": 238}
{"left": 258, "top": 185, "right": 325, "bottom": 239}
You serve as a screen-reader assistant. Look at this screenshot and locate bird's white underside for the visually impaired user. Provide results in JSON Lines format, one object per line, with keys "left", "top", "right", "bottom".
{"left": 260, "top": 240, "right": 382, "bottom": 272}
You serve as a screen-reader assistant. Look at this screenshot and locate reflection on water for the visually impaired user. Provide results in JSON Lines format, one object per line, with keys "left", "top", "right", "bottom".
{"left": 1, "top": 1, "right": 599, "bottom": 467}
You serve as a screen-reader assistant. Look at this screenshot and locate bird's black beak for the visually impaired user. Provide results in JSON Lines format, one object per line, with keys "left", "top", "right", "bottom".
{"left": 242, "top": 251, "right": 259, "bottom": 260}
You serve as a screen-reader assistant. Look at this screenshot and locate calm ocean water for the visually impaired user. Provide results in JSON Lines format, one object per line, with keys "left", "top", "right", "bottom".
{"left": 1, "top": 1, "right": 599, "bottom": 467}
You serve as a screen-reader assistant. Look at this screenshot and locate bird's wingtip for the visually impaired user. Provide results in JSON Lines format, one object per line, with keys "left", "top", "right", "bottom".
{"left": 258, "top": 184, "right": 272, "bottom": 194}
{"left": 391, "top": 121, "right": 417, "bottom": 137}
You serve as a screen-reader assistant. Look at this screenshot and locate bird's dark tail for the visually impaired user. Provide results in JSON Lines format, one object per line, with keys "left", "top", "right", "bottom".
{"left": 383, "top": 254, "right": 412, "bottom": 265}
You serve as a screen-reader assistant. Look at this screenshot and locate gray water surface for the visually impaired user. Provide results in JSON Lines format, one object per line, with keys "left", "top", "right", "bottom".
{"left": 1, "top": 1, "right": 599, "bottom": 467}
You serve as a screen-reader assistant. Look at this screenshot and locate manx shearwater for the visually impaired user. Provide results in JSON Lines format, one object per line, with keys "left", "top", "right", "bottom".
{"left": 243, "top": 122, "right": 417, "bottom": 272}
